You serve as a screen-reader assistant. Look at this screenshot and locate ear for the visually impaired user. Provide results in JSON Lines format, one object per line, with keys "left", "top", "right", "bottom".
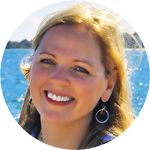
{"left": 101, "top": 69, "right": 117, "bottom": 102}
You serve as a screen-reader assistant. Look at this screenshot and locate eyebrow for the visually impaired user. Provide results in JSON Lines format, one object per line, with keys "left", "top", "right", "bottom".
{"left": 39, "top": 52, "right": 94, "bottom": 67}
{"left": 73, "top": 59, "right": 94, "bottom": 68}
{"left": 39, "top": 52, "right": 55, "bottom": 57}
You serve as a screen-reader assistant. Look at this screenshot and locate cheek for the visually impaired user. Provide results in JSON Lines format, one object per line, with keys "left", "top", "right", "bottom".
{"left": 73, "top": 78, "right": 103, "bottom": 115}
{"left": 73, "top": 77, "right": 95, "bottom": 97}
{"left": 29, "top": 64, "right": 49, "bottom": 108}
{"left": 29, "top": 64, "right": 50, "bottom": 106}
{"left": 30, "top": 64, "right": 49, "bottom": 86}
{"left": 75, "top": 76, "right": 107, "bottom": 102}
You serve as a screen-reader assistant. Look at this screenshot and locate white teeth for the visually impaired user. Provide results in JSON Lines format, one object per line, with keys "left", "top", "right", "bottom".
{"left": 57, "top": 96, "right": 62, "bottom": 101}
{"left": 47, "top": 92, "right": 72, "bottom": 102}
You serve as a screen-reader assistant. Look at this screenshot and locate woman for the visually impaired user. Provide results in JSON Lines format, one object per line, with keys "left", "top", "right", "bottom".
{"left": 19, "top": 3, "right": 133, "bottom": 149}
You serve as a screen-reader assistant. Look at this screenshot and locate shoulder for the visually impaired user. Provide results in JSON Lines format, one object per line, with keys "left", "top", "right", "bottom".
{"left": 93, "top": 131, "right": 116, "bottom": 146}
{"left": 85, "top": 131, "right": 116, "bottom": 148}
{"left": 100, "top": 132, "right": 116, "bottom": 144}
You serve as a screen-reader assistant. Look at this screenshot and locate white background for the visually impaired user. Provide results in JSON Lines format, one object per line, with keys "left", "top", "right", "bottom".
{"left": 0, "top": 0, "right": 150, "bottom": 150}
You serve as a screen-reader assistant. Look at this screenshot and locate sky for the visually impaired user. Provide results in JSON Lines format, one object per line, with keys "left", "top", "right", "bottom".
{"left": 10, "top": 1, "right": 135, "bottom": 42}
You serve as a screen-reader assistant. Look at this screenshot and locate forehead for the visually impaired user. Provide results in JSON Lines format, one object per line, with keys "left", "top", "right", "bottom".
{"left": 44, "top": 24, "right": 98, "bottom": 43}
{"left": 36, "top": 24, "right": 103, "bottom": 64}
{"left": 39, "top": 24, "right": 101, "bottom": 52}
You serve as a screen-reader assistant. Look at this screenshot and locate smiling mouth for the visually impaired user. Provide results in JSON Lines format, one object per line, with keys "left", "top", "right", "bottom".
{"left": 44, "top": 91, "right": 75, "bottom": 105}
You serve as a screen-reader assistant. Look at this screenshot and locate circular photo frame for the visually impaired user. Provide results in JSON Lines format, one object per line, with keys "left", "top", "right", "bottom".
{"left": 0, "top": 0, "right": 149, "bottom": 149}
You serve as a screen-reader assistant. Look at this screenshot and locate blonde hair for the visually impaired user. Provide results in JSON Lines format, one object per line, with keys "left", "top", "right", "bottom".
{"left": 19, "top": 3, "right": 133, "bottom": 148}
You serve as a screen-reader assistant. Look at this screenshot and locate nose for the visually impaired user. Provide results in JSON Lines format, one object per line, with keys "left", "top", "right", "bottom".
{"left": 49, "top": 66, "right": 70, "bottom": 87}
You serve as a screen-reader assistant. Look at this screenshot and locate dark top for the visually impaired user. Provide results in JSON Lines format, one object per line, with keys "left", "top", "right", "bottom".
{"left": 31, "top": 127, "right": 116, "bottom": 149}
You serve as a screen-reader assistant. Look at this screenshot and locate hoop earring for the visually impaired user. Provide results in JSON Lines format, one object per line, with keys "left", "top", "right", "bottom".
{"left": 95, "top": 103, "right": 109, "bottom": 124}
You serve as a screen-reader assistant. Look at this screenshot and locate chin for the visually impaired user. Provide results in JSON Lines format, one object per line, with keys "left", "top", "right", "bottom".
{"left": 39, "top": 110, "right": 70, "bottom": 124}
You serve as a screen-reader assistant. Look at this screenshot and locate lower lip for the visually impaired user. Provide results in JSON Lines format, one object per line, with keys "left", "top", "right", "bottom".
{"left": 46, "top": 96, "right": 74, "bottom": 106}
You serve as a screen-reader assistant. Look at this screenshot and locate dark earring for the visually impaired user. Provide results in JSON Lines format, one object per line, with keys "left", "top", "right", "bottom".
{"left": 95, "top": 103, "right": 109, "bottom": 124}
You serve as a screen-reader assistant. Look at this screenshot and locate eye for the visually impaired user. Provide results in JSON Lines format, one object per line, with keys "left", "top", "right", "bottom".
{"left": 40, "top": 58, "right": 56, "bottom": 65}
{"left": 73, "top": 66, "right": 90, "bottom": 74}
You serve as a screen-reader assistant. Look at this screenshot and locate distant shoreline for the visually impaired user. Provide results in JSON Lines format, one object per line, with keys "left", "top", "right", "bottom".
{"left": 6, "top": 32, "right": 144, "bottom": 49}
{"left": 6, "top": 39, "right": 32, "bottom": 49}
{"left": 5, "top": 48, "right": 146, "bottom": 52}
{"left": 5, "top": 48, "right": 33, "bottom": 50}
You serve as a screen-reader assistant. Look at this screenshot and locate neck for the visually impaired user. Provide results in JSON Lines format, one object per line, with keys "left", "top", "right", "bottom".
{"left": 40, "top": 114, "right": 92, "bottom": 149}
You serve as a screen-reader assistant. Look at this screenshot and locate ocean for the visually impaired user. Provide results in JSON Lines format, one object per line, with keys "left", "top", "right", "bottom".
{"left": 0, "top": 49, "right": 149, "bottom": 121}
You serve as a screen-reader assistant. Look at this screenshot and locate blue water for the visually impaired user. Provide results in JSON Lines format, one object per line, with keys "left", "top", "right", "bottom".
{"left": 0, "top": 49, "right": 149, "bottom": 121}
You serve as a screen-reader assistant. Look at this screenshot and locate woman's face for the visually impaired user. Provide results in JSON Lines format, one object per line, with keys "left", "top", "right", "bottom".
{"left": 30, "top": 24, "right": 111, "bottom": 124}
